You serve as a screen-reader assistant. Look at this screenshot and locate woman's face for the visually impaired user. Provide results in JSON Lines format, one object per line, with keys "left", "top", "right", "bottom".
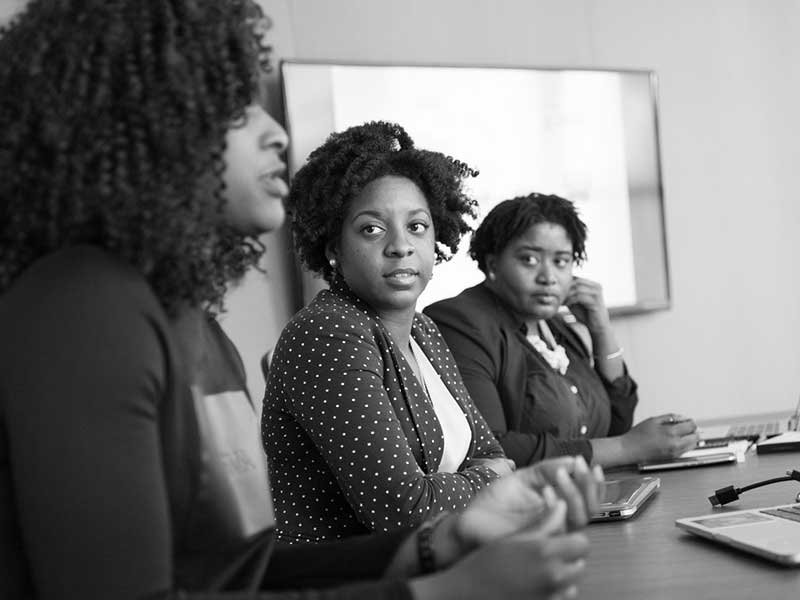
{"left": 486, "top": 221, "right": 574, "bottom": 321}
{"left": 221, "top": 103, "right": 289, "bottom": 235}
{"left": 334, "top": 175, "right": 435, "bottom": 317}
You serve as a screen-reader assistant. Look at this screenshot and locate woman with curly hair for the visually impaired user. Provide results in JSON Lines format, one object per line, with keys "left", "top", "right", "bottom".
{"left": 263, "top": 121, "right": 519, "bottom": 544}
{"left": 0, "top": 2, "right": 602, "bottom": 599}
{"left": 425, "top": 193, "right": 698, "bottom": 467}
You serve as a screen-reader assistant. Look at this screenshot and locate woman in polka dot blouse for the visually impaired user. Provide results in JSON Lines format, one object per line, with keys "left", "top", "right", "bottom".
{"left": 263, "top": 121, "right": 515, "bottom": 543}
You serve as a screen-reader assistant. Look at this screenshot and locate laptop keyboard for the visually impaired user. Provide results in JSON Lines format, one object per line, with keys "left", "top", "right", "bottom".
{"left": 728, "top": 421, "right": 781, "bottom": 438}
{"left": 761, "top": 505, "right": 800, "bottom": 523}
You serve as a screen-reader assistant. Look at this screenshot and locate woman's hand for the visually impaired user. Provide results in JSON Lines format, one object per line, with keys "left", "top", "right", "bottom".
{"left": 463, "top": 456, "right": 516, "bottom": 477}
{"left": 411, "top": 500, "right": 590, "bottom": 600}
{"left": 621, "top": 414, "right": 699, "bottom": 462}
{"left": 564, "top": 276, "right": 612, "bottom": 335}
{"left": 429, "top": 456, "right": 602, "bottom": 572}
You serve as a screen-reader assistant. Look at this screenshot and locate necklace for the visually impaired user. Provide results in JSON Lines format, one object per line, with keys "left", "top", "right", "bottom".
{"left": 526, "top": 320, "right": 570, "bottom": 375}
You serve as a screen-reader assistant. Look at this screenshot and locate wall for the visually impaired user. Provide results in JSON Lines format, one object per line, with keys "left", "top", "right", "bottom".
{"left": 224, "top": 0, "right": 800, "bottom": 420}
{"left": 3, "top": 0, "right": 797, "bottom": 420}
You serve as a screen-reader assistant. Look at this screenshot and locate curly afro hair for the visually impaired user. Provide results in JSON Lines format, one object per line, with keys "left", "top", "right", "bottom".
{"left": 0, "top": 0, "right": 273, "bottom": 314}
{"left": 287, "top": 121, "right": 479, "bottom": 283}
{"left": 469, "top": 193, "right": 588, "bottom": 273}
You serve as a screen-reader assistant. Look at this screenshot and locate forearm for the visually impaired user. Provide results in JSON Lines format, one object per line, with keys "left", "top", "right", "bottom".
{"left": 383, "top": 514, "right": 466, "bottom": 579}
{"left": 588, "top": 326, "right": 624, "bottom": 382}
{"left": 497, "top": 429, "right": 593, "bottom": 465}
{"left": 265, "top": 529, "right": 415, "bottom": 588}
{"left": 588, "top": 436, "right": 635, "bottom": 468}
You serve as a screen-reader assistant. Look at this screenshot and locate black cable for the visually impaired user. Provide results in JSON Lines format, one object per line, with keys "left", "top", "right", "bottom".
{"left": 708, "top": 469, "right": 800, "bottom": 506}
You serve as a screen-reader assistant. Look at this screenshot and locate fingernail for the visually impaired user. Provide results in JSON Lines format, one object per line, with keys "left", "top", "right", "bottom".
{"left": 593, "top": 464, "right": 605, "bottom": 482}
{"left": 574, "top": 455, "right": 588, "bottom": 473}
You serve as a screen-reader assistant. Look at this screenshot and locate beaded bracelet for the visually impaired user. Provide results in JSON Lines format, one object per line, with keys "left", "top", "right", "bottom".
{"left": 417, "top": 512, "right": 450, "bottom": 574}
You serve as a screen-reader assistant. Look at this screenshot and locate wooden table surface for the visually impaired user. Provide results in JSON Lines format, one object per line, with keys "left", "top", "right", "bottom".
{"left": 582, "top": 449, "right": 800, "bottom": 598}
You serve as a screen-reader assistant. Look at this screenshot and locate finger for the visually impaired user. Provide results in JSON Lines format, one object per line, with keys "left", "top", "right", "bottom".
{"left": 540, "top": 532, "right": 591, "bottom": 562}
{"left": 516, "top": 457, "right": 575, "bottom": 488}
{"left": 571, "top": 455, "right": 600, "bottom": 515}
{"left": 565, "top": 291, "right": 596, "bottom": 306}
{"left": 547, "top": 560, "right": 586, "bottom": 597}
{"left": 669, "top": 420, "right": 697, "bottom": 436}
{"left": 563, "top": 584, "right": 580, "bottom": 600}
{"left": 592, "top": 464, "right": 605, "bottom": 485}
{"left": 554, "top": 467, "right": 588, "bottom": 529}
{"left": 524, "top": 498, "right": 567, "bottom": 538}
{"left": 679, "top": 432, "right": 701, "bottom": 451}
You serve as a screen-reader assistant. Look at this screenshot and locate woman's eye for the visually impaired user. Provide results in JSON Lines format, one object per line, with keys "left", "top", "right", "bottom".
{"left": 408, "top": 222, "right": 429, "bottom": 234}
{"left": 555, "top": 257, "right": 572, "bottom": 268}
{"left": 361, "top": 224, "right": 384, "bottom": 235}
{"left": 521, "top": 255, "right": 540, "bottom": 266}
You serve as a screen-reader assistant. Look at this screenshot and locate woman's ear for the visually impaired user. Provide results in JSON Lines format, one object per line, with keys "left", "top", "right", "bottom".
{"left": 325, "top": 242, "right": 339, "bottom": 271}
{"left": 485, "top": 254, "right": 497, "bottom": 282}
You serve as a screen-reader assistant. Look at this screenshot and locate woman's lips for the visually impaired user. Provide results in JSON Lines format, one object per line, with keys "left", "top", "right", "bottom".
{"left": 259, "top": 173, "right": 289, "bottom": 198}
{"left": 383, "top": 269, "right": 420, "bottom": 288}
{"left": 531, "top": 293, "right": 558, "bottom": 304}
{"left": 384, "top": 268, "right": 418, "bottom": 279}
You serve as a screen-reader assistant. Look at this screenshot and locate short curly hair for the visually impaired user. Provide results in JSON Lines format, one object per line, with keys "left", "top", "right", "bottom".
{"left": 287, "top": 121, "right": 479, "bottom": 283}
{"left": 469, "top": 193, "right": 588, "bottom": 273}
{"left": 0, "top": 0, "right": 272, "bottom": 314}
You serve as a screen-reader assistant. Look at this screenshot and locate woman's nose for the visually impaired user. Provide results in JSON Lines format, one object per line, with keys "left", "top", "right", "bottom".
{"left": 385, "top": 227, "right": 414, "bottom": 257}
{"left": 258, "top": 111, "right": 289, "bottom": 153}
{"left": 536, "top": 262, "right": 556, "bottom": 284}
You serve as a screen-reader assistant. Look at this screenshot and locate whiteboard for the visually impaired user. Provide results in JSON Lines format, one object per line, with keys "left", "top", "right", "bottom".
{"left": 281, "top": 62, "right": 670, "bottom": 314}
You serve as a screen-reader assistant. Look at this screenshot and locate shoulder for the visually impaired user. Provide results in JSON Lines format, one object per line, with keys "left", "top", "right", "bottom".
{"left": 0, "top": 246, "right": 171, "bottom": 404}
{"left": 424, "top": 284, "right": 502, "bottom": 335}
{"left": 275, "top": 289, "right": 382, "bottom": 356}
{"left": 0, "top": 245, "right": 164, "bottom": 328}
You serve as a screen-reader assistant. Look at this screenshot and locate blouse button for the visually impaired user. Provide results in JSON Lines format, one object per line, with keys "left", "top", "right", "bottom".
{"left": 569, "top": 385, "right": 578, "bottom": 394}
{"left": 580, "top": 425, "right": 588, "bottom": 435}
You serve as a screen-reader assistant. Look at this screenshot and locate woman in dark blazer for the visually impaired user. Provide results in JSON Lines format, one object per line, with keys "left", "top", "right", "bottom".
{"left": 425, "top": 193, "right": 699, "bottom": 468}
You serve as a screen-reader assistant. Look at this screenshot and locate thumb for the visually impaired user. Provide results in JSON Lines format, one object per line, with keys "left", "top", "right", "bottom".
{"left": 519, "top": 497, "right": 567, "bottom": 539}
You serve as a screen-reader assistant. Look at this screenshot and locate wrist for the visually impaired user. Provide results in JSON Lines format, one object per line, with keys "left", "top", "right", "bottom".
{"left": 427, "top": 512, "right": 470, "bottom": 571}
{"left": 409, "top": 572, "right": 461, "bottom": 600}
{"left": 617, "top": 432, "right": 638, "bottom": 464}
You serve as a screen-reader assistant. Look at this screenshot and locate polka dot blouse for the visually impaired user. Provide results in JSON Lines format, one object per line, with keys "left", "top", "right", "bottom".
{"left": 262, "top": 280, "right": 506, "bottom": 543}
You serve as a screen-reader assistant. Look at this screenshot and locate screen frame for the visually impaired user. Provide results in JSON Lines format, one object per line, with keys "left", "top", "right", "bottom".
{"left": 279, "top": 59, "right": 672, "bottom": 317}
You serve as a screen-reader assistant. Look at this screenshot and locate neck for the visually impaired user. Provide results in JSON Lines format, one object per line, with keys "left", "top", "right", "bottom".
{"left": 376, "top": 306, "right": 416, "bottom": 348}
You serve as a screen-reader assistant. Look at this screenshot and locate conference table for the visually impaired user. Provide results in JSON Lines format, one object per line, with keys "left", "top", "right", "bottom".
{"left": 582, "top": 427, "right": 800, "bottom": 598}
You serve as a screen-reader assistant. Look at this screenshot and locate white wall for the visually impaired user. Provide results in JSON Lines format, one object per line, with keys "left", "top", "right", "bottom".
{"left": 5, "top": 0, "right": 797, "bottom": 420}
{"left": 223, "top": 0, "right": 800, "bottom": 420}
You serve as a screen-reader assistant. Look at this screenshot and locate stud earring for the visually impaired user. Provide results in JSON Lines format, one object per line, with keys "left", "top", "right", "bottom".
{"left": 329, "top": 258, "right": 337, "bottom": 270}
{"left": 488, "top": 271, "right": 496, "bottom": 282}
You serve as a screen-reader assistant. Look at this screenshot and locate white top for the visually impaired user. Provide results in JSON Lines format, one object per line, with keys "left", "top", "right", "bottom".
{"left": 409, "top": 337, "right": 472, "bottom": 472}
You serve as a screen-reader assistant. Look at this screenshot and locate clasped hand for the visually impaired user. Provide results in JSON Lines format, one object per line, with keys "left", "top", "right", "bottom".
{"left": 455, "top": 455, "right": 604, "bottom": 547}
{"left": 418, "top": 456, "right": 603, "bottom": 600}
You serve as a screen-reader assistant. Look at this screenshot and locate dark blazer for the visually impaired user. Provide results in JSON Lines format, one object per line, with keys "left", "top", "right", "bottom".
{"left": 424, "top": 283, "right": 638, "bottom": 465}
{"left": 263, "top": 279, "right": 505, "bottom": 543}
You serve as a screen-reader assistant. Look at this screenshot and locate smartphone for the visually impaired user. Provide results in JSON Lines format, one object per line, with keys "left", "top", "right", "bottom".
{"left": 591, "top": 476, "right": 660, "bottom": 521}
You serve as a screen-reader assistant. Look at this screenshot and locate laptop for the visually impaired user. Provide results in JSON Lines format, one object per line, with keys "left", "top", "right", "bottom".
{"left": 591, "top": 476, "right": 660, "bottom": 521}
{"left": 676, "top": 503, "right": 800, "bottom": 565}
{"left": 697, "top": 399, "right": 800, "bottom": 445}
